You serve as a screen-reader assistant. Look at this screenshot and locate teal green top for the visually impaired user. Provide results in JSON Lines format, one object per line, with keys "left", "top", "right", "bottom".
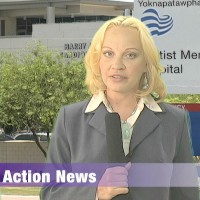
{"left": 121, "top": 122, "right": 134, "bottom": 156}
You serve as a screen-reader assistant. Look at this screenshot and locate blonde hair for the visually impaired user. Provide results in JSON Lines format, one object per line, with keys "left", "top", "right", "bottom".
{"left": 84, "top": 16, "right": 167, "bottom": 102}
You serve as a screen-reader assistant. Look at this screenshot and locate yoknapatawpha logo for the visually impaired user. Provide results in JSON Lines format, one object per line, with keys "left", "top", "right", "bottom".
{"left": 141, "top": 9, "right": 174, "bottom": 36}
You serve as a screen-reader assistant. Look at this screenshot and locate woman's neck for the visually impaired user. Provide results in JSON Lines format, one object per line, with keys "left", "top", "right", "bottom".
{"left": 105, "top": 90, "right": 138, "bottom": 121}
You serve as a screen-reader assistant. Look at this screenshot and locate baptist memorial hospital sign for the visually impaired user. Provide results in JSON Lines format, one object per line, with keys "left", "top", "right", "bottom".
{"left": 134, "top": 0, "right": 200, "bottom": 94}
{"left": 23, "top": 1, "right": 200, "bottom": 94}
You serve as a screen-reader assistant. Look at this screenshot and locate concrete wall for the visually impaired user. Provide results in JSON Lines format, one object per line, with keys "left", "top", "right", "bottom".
{"left": 0, "top": 36, "right": 32, "bottom": 51}
{"left": 0, "top": 22, "right": 103, "bottom": 53}
{"left": 0, "top": 141, "right": 48, "bottom": 163}
{"left": 32, "top": 21, "right": 103, "bottom": 39}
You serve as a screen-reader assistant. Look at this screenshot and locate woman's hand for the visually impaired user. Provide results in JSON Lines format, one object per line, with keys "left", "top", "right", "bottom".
{"left": 97, "top": 162, "right": 131, "bottom": 200}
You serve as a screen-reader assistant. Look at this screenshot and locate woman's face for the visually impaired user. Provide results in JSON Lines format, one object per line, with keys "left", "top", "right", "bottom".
{"left": 99, "top": 26, "right": 147, "bottom": 95}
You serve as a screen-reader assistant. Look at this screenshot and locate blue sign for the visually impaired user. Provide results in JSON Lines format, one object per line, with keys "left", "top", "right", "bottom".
{"left": 190, "top": 112, "right": 200, "bottom": 156}
{"left": 141, "top": 9, "right": 174, "bottom": 36}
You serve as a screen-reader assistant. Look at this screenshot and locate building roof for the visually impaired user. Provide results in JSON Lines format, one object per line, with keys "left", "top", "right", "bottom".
{"left": 0, "top": 0, "right": 133, "bottom": 18}
{"left": 0, "top": 0, "right": 133, "bottom": 10}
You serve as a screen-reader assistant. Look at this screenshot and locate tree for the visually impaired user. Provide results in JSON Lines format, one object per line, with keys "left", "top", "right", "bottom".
{"left": 165, "top": 94, "right": 200, "bottom": 103}
{"left": 1, "top": 42, "right": 199, "bottom": 158}
{"left": 0, "top": 42, "right": 90, "bottom": 157}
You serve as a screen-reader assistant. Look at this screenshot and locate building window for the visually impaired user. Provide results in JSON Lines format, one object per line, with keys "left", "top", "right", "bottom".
{"left": 16, "top": 17, "right": 46, "bottom": 35}
{"left": 55, "top": 15, "right": 115, "bottom": 23}
{"left": 16, "top": 16, "right": 114, "bottom": 35}
{"left": 0, "top": 20, "right": 5, "bottom": 36}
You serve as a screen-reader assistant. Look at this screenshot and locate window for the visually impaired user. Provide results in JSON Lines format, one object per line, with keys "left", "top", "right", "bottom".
{"left": 56, "top": 15, "right": 115, "bottom": 23}
{"left": 16, "top": 16, "right": 115, "bottom": 35}
{"left": 0, "top": 20, "right": 5, "bottom": 36}
{"left": 16, "top": 17, "right": 46, "bottom": 35}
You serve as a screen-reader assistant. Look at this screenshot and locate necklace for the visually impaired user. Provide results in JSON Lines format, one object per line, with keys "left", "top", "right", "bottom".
{"left": 104, "top": 91, "right": 139, "bottom": 122}
{"left": 131, "top": 103, "right": 138, "bottom": 116}
{"left": 121, "top": 102, "right": 138, "bottom": 124}
{"left": 107, "top": 99, "right": 139, "bottom": 124}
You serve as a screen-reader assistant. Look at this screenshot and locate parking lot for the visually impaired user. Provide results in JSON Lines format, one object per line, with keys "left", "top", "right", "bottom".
{"left": 0, "top": 132, "right": 51, "bottom": 142}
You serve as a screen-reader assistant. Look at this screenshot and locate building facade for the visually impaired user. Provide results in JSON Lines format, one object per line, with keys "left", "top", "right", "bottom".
{"left": 0, "top": 0, "right": 133, "bottom": 51}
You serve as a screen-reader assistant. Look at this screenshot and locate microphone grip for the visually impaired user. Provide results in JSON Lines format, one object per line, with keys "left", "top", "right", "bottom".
{"left": 105, "top": 113, "right": 126, "bottom": 163}
{"left": 105, "top": 113, "right": 132, "bottom": 200}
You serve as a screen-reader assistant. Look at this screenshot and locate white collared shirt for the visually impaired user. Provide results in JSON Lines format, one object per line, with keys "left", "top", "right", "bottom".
{"left": 85, "top": 91, "right": 163, "bottom": 155}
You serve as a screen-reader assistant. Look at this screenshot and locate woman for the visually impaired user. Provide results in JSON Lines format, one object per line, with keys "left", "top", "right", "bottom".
{"left": 40, "top": 16, "right": 199, "bottom": 200}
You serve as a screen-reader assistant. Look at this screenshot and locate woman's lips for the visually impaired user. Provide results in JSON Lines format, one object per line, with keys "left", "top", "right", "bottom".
{"left": 110, "top": 75, "right": 127, "bottom": 81}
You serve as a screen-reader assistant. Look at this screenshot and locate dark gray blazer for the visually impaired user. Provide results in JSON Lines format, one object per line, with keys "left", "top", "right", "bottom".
{"left": 40, "top": 99, "right": 199, "bottom": 200}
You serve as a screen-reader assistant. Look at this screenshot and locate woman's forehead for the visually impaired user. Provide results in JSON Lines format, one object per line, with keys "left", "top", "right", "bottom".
{"left": 102, "top": 26, "right": 142, "bottom": 51}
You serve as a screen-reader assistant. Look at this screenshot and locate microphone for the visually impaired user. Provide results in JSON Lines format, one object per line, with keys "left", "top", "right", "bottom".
{"left": 105, "top": 112, "right": 132, "bottom": 200}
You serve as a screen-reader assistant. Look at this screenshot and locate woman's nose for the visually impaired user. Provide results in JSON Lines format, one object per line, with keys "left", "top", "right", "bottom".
{"left": 111, "top": 57, "right": 126, "bottom": 70}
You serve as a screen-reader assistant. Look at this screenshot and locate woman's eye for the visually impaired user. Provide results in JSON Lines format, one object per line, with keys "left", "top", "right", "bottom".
{"left": 125, "top": 52, "right": 138, "bottom": 59}
{"left": 103, "top": 51, "right": 113, "bottom": 57}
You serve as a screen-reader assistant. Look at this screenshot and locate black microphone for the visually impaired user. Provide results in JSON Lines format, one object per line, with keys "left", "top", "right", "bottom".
{"left": 105, "top": 112, "right": 132, "bottom": 200}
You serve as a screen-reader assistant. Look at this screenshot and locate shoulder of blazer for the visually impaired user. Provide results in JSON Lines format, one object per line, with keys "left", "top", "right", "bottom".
{"left": 158, "top": 102, "right": 187, "bottom": 121}
{"left": 62, "top": 98, "right": 91, "bottom": 115}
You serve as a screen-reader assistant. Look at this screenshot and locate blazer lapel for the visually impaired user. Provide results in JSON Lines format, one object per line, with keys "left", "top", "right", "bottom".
{"left": 87, "top": 103, "right": 108, "bottom": 135}
{"left": 128, "top": 105, "right": 162, "bottom": 157}
{"left": 84, "top": 100, "right": 166, "bottom": 157}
